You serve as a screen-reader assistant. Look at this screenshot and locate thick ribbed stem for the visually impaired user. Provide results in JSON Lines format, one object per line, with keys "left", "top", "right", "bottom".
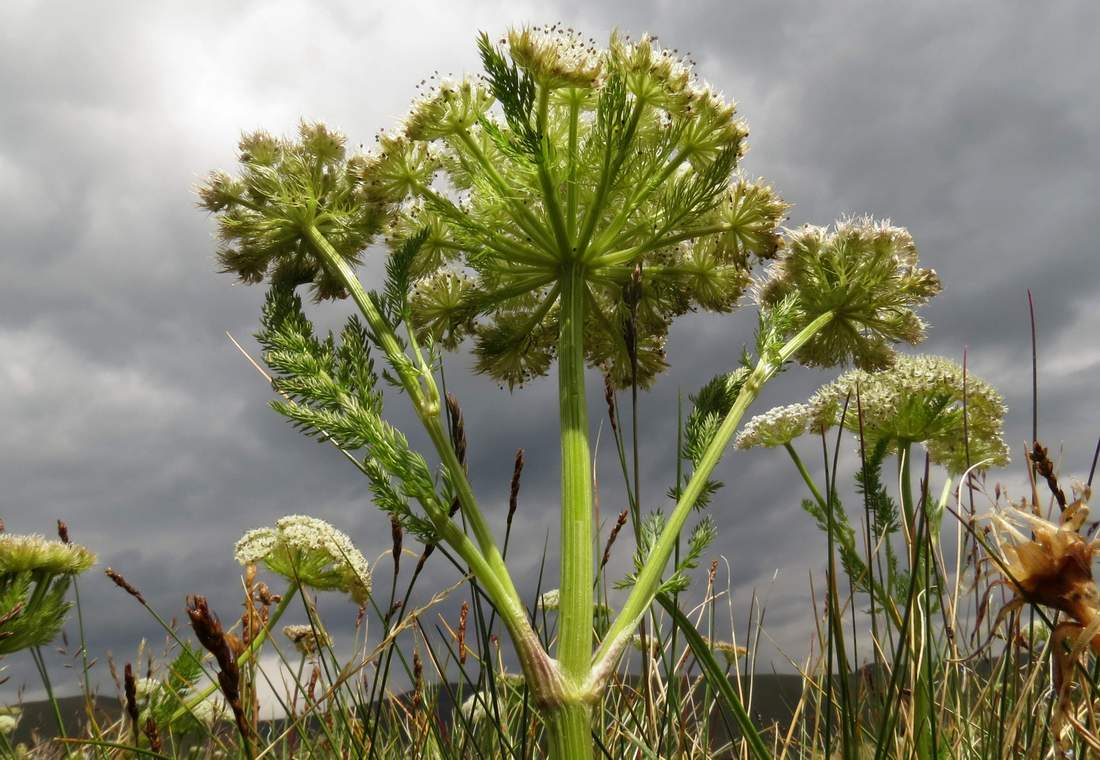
{"left": 557, "top": 264, "right": 594, "bottom": 684}
{"left": 543, "top": 701, "right": 594, "bottom": 760}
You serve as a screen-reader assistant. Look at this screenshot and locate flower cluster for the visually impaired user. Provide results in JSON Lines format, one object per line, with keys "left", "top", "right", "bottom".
{"left": 404, "top": 76, "right": 494, "bottom": 141}
{"left": 538, "top": 588, "right": 560, "bottom": 611}
{"left": 507, "top": 25, "right": 603, "bottom": 89}
{"left": 0, "top": 534, "right": 96, "bottom": 655}
{"left": 756, "top": 218, "right": 942, "bottom": 370}
{"left": 0, "top": 706, "right": 20, "bottom": 737}
{"left": 735, "top": 402, "right": 823, "bottom": 449}
{"left": 0, "top": 535, "right": 95, "bottom": 575}
{"left": 810, "top": 354, "right": 1008, "bottom": 473}
{"left": 235, "top": 515, "right": 372, "bottom": 605}
{"left": 197, "top": 122, "right": 388, "bottom": 300}
{"left": 378, "top": 26, "right": 786, "bottom": 388}
{"left": 283, "top": 623, "right": 334, "bottom": 656}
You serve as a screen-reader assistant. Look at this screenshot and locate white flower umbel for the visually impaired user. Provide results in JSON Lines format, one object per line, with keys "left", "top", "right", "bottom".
{"left": 283, "top": 623, "right": 334, "bottom": 656}
{"left": 735, "top": 403, "right": 815, "bottom": 449}
{"left": 235, "top": 515, "right": 372, "bottom": 605}
{"left": 0, "top": 706, "right": 21, "bottom": 737}
{"left": 810, "top": 353, "right": 1009, "bottom": 474}
{"left": 0, "top": 534, "right": 96, "bottom": 655}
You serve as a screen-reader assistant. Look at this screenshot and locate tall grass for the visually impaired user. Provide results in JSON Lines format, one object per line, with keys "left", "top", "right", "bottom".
{"left": 6, "top": 337, "right": 1099, "bottom": 759}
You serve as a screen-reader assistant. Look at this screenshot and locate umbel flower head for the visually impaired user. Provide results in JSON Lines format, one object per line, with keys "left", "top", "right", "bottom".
{"left": 0, "top": 534, "right": 96, "bottom": 655}
{"left": 235, "top": 515, "right": 372, "bottom": 605}
{"left": 197, "top": 121, "right": 389, "bottom": 300}
{"left": 756, "top": 218, "right": 942, "bottom": 371}
{"left": 377, "top": 26, "right": 789, "bottom": 388}
{"left": 735, "top": 402, "right": 829, "bottom": 449}
{"left": 283, "top": 623, "right": 334, "bottom": 656}
{"left": 804, "top": 353, "right": 1009, "bottom": 473}
{"left": 0, "top": 706, "right": 20, "bottom": 737}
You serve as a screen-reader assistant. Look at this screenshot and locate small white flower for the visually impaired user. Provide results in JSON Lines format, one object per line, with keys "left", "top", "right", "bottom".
{"left": 233, "top": 527, "right": 277, "bottom": 566}
{"left": 537, "top": 589, "right": 560, "bottom": 611}
{"left": 188, "top": 695, "right": 227, "bottom": 727}
{"left": 0, "top": 706, "right": 21, "bottom": 736}
{"left": 736, "top": 403, "right": 815, "bottom": 449}
{"left": 283, "top": 623, "right": 333, "bottom": 656}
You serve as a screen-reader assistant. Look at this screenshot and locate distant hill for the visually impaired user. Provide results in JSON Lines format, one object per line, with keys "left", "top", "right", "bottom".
{"left": 4, "top": 673, "right": 810, "bottom": 750}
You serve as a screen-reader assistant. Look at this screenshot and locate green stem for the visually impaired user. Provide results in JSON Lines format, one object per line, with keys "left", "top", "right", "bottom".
{"left": 306, "top": 224, "right": 501, "bottom": 576}
{"left": 589, "top": 223, "right": 740, "bottom": 269}
{"left": 575, "top": 99, "right": 645, "bottom": 259}
{"left": 543, "top": 702, "right": 594, "bottom": 760}
{"left": 535, "top": 87, "right": 572, "bottom": 257}
{"left": 899, "top": 444, "right": 934, "bottom": 759}
{"left": 784, "top": 442, "right": 827, "bottom": 507}
{"left": 785, "top": 442, "right": 904, "bottom": 631}
{"left": 412, "top": 184, "right": 555, "bottom": 266}
{"left": 455, "top": 130, "right": 558, "bottom": 254}
{"left": 31, "top": 645, "right": 67, "bottom": 743}
{"left": 590, "top": 310, "right": 835, "bottom": 685}
{"left": 585, "top": 147, "right": 692, "bottom": 260}
{"left": 308, "top": 224, "right": 558, "bottom": 711}
{"left": 566, "top": 93, "right": 580, "bottom": 241}
{"left": 557, "top": 264, "right": 594, "bottom": 683}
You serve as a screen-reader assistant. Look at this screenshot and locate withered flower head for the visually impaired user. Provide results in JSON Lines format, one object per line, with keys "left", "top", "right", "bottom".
{"left": 985, "top": 484, "right": 1097, "bottom": 626}
{"left": 282, "top": 623, "right": 334, "bottom": 656}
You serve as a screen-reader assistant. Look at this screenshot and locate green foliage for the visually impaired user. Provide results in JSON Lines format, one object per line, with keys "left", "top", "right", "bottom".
{"left": 0, "top": 536, "right": 94, "bottom": 655}
{"left": 256, "top": 287, "right": 439, "bottom": 542}
{"left": 380, "top": 228, "right": 430, "bottom": 326}
{"left": 148, "top": 642, "right": 209, "bottom": 733}
{"left": 799, "top": 496, "right": 867, "bottom": 596}
{"left": 671, "top": 367, "right": 750, "bottom": 508}
{"left": 855, "top": 438, "right": 906, "bottom": 601}
{"left": 0, "top": 572, "right": 75, "bottom": 654}
{"left": 617, "top": 512, "right": 717, "bottom": 596}
{"left": 476, "top": 32, "right": 539, "bottom": 159}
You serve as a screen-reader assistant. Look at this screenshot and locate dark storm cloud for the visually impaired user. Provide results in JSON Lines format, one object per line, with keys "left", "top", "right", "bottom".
{"left": 1, "top": 0, "right": 1097, "bottom": 698}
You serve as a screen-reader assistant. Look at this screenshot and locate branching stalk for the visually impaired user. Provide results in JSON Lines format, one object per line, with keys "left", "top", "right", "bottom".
{"left": 590, "top": 310, "right": 835, "bottom": 685}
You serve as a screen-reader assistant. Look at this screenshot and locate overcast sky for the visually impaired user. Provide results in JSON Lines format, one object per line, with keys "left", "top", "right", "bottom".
{"left": 2, "top": 0, "right": 1098, "bottom": 703}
